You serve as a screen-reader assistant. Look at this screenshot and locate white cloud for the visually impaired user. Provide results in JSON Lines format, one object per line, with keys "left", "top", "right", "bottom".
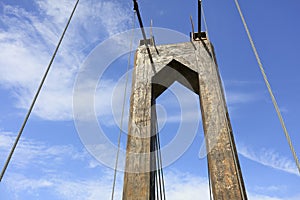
{"left": 95, "top": 1, "right": 131, "bottom": 36}
{"left": 4, "top": 171, "right": 123, "bottom": 200}
{"left": 247, "top": 192, "right": 300, "bottom": 200}
{"left": 0, "top": 131, "right": 87, "bottom": 169}
{"left": 222, "top": 79, "right": 263, "bottom": 113}
{"left": 253, "top": 185, "right": 287, "bottom": 193}
{"left": 248, "top": 194, "right": 284, "bottom": 200}
{"left": 155, "top": 82, "right": 201, "bottom": 124}
{"left": 0, "top": 133, "right": 297, "bottom": 200}
{"left": 3, "top": 162, "right": 298, "bottom": 200}
{"left": 53, "top": 177, "right": 122, "bottom": 200}
{"left": 6, "top": 173, "right": 54, "bottom": 192}
{"left": 164, "top": 170, "right": 210, "bottom": 200}
{"left": 0, "top": 1, "right": 262, "bottom": 123}
{"left": 0, "top": 0, "right": 131, "bottom": 121}
{"left": 226, "top": 91, "right": 258, "bottom": 105}
{"left": 238, "top": 143, "right": 299, "bottom": 176}
{"left": 0, "top": 130, "right": 121, "bottom": 199}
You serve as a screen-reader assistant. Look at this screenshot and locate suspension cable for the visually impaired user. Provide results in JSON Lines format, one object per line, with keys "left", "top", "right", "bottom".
{"left": 234, "top": 0, "right": 300, "bottom": 174}
{"left": 201, "top": 3, "right": 210, "bottom": 41}
{"left": 133, "top": 0, "right": 156, "bottom": 74}
{"left": 0, "top": 0, "right": 80, "bottom": 182}
{"left": 111, "top": 12, "right": 136, "bottom": 200}
{"left": 154, "top": 102, "right": 166, "bottom": 200}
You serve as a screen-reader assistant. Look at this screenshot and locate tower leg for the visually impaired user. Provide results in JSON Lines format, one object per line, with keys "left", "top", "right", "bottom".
{"left": 198, "top": 48, "right": 247, "bottom": 199}
{"left": 122, "top": 66, "right": 153, "bottom": 199}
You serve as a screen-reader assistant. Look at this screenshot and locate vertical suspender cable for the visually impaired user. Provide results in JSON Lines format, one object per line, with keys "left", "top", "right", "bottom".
{"left": 111, "top": 12, "right": 136, "bottom": 200}
{"left": 234, "top": 0, "right": 300, "bottom": 174}
{"left": 156, "top": 117, "right": 166, "bottom": 199}
{"left": 198, "top": 0, "right": 202, "bottom": 34}
{"left": 153, "top": 102, "right": 166, "bottom": 200}
{"left": 0, "top": 0, "right": 80, "bottom": 182}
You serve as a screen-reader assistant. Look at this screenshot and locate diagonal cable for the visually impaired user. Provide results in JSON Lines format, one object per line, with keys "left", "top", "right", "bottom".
{"left": 0, "top": 0, "right": 80, "bottom": 182}
{"left": 111, "top": 11, "right": 136, "bottom": 200}
{"left": 234, "top": 0, "right": 300, "bottom": 174}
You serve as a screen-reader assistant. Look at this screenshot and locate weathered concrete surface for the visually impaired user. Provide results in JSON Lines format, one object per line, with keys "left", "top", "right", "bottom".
{"left": 123, "top": 40, "right": 247, "bottom": 200}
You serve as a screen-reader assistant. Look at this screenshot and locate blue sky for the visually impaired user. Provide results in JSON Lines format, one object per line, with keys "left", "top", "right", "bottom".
{"left": 0, "top": 0, "right": 299, "bottom": 199}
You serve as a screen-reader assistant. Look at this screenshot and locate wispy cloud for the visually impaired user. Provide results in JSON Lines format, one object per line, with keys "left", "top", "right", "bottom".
{"left": 221, "top": 78, "right": 264, "bottom": 109}
{"left": 248, "top": 194, "right": 284, "bottom": 200}
{"left": 0, "top": 131, "right": 88, "bottom": 169}
{"left": 226, "top": 91, "right": 258, "bottom": 105}
{"left": 164, "top": 170, "right": 210, "bottom": 200}
{"left": 0, "top": 129, "right": 118, "bottom": 199}
{"left": 5, "top": 171, "right": 123, "bottom": 200}
{"left": 0, "top": 0, "right": 131, "bottom": 121}
{"left": 4, "top": 171, "right": 294, "bottom": 200}
{"left": 238, "top": 143, "right": 299, "bottom": 176}
{"left": 248, "top": 192, "right": 300, "bottom": 200}
{"left": 1, "top": 132, "right": 297, "bottom": 200}
{"left": 3, "top": 159, "right": 298, "bottom": 200}
{"left": 0, "top": 130, "right": 123, "bottom": 199}
{"left": 253, "top": 185, "right": 287, "bottom": 193}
